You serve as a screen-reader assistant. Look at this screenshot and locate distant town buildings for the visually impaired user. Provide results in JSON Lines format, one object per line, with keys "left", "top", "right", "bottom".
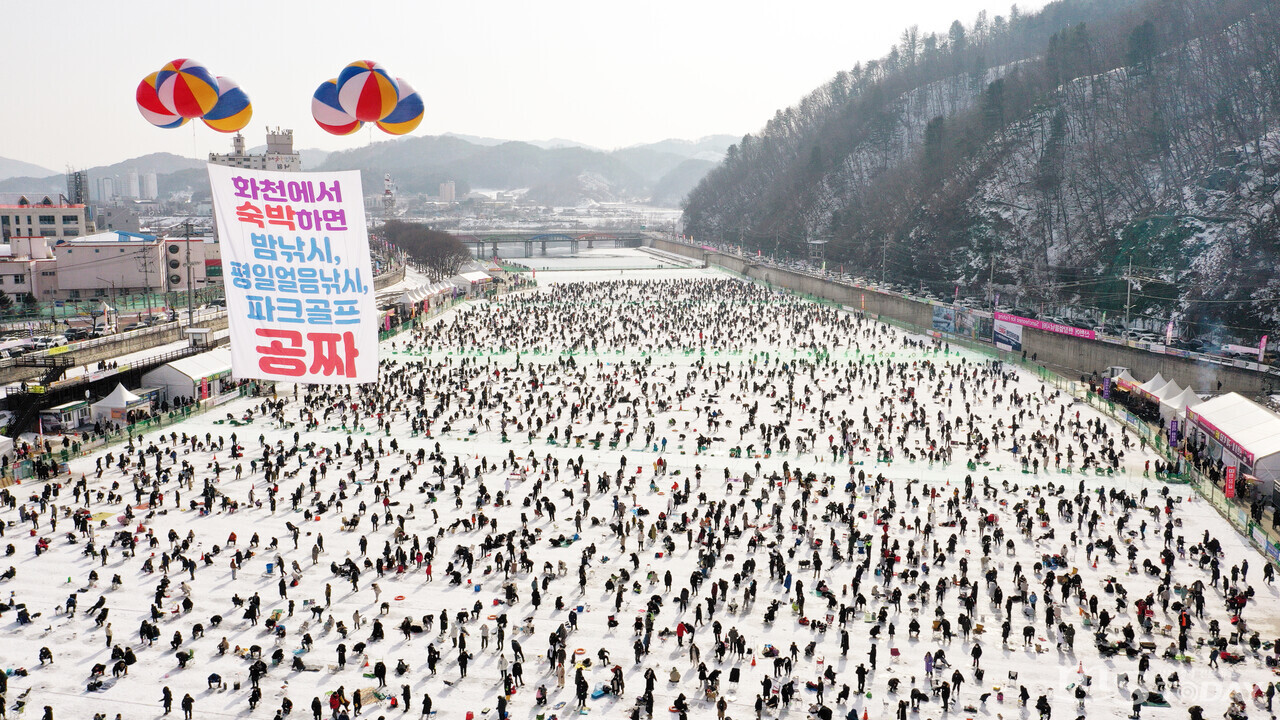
{"left": 66, "top": 171, "right": 89, "bottom": 206}
{"left": 141, "top": 172, "right": 158, "bottom": 201}
{"left": 439, "top": 181, "right": 456, "bottom": 203}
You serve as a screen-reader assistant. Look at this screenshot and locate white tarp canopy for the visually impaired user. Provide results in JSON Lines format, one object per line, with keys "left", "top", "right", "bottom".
{"left": 396, "top": 283, "right": 454, "bottom": 305}
{"left": 460, "top": 271, "right": 490, "bottom": 283}
{"left": 1185, "top": 392, "right": 1280, "bottom": 486}
{"left": 1160, "top": 386, "right": 1202, "bottom": 424}
{"left": 1114, "top": 369, "right": 1137, "bottom": 386}
{"left": 1138, "top": 373, "right": 1167, "bottom": 393}
{"left": 0, "top": 435, "right": 12, "bottom": 460}
{"left": 91, "top": 383, "right": 147, "bottom": 420}
{"left": 142, "top": 348, "right": 233, "bottom": 403}
{"left": 1153, "top": 380, "right": 1182, "bottom": 401}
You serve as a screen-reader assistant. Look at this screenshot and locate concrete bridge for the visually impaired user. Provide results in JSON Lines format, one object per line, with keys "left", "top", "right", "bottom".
{"left": 452, "top": 232, "right": 645, "bottom": 258}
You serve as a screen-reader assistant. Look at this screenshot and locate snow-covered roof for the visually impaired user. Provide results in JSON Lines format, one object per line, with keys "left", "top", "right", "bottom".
{"left": 460, "top": 271, "right": 490, "bottom": 283}
{"left": 1187, "top": 392, "right": 1280, "bottom": 462}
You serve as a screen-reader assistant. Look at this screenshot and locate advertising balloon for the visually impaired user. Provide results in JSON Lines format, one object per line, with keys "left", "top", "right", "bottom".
{"left": 137, "top": 72, "right": 189, "bottom": 129}
{"left": 202, "top": 76, "right": 253, "bottom": 133}
{"left": 312, "top": 79, "right": 363, "bottom": 136}
{"left": 156, "top": 59, "right": 220, "bottom": 119}
{"left": 336, "top": 60, "right": 399, "bottom": 122}
{"left": 376, "top": 79, "right": 424, "bottom": 136}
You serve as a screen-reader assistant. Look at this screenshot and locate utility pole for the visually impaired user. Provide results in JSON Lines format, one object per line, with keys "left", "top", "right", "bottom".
{"left": 988, "top": 254, "right": 995, "bottom": 311}
{"left": 185, "top": 221, "right": 195, "bottom": 324}
{"left": 141, "top": 243, "right": 152, "bottom": 317}
{"left": 1124, "top": 256, "right": 1133, "bottom": 331}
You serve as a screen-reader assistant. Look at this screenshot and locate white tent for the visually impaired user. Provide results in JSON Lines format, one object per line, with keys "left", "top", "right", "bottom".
{"left": 91, "top": 383, "right": 148, "bottom": 421}
{"left": 1138, "top": 373, "right": 1167, "bottom": 393}
{"left": 0, "top": 435, "right": 12, "bottom": 461}
{"left": 1185, "top": 392, "right": 1280, "bottom": 488}
{"left": 1160, "top": 386, "right": 1202, "bottom": 425}
{"left": 1152, "top": 380, "right": 1182, "bottom": 401}
{"left": 142, "top": 348, "right": 233, "bottom": 403}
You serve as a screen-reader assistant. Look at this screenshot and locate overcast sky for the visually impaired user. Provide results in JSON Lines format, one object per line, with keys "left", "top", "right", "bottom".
{"left": 7, "top": 0, "right": 1047, "bottom": 171}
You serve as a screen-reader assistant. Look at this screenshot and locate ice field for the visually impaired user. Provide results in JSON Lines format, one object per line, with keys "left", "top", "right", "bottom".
{"left": 1, "top": 261, "right": 1276, "bottom": 720}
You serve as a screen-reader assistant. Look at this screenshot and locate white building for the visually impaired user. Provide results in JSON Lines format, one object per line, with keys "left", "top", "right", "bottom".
{"left": 208, "top": 128, "right": 302, "bottom": 172}
{"left": 439, "top": 181, "right": 456, "bottom": 203}
{"left": 125, "top": 171, "right": 140, "bottom": 199}
{"left": 141, "top": 172, "right": 158, "bottom": 201}
{"left": 52, "top": 231, "right": 163, "bottom": 300}
{"left": 0, "top": 193, "right": 91, "bottom": 242}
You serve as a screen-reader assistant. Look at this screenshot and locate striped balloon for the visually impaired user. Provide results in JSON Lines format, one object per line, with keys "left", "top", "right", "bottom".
{"left": 336, "top": 60, "right": 399, "bottom": 122}
{"left": 156, "top": 59, "right": 220, "bottom": 119}
{"left": 376, "top": 78, "right": 424, "bottom": 135}
{"left": 136, "top": 72, "right": 188, "bottom": 129}
{"left": 202, "top": 77, "right": 253, "bottom": 133}
{"left": 312, "top": 79, "right": 363, "bottom": 136}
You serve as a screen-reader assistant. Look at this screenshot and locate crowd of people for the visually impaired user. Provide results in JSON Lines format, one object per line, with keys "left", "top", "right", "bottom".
{"left": 0, "top": 274, "right": 1274, "bottom": 720}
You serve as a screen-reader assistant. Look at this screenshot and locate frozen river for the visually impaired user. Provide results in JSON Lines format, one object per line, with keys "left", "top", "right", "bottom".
{"left": 0, "top": 256, "right": 1273, "bottom": 720}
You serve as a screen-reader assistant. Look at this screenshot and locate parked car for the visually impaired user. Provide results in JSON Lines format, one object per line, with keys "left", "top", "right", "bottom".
{"left": 31, "top": 335, "right": 66, "bottom": 350}
{"left": 63, "top": 327, "right": 91, "bottom": 342}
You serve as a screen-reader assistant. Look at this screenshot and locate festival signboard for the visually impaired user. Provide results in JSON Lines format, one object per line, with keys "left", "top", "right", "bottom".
{"left": 207, "top": 164, "right": 377, "bottom": 384}
{"left": 993, "top": 312, "right": 1096, "bottom": 340}
{"left": 931, "top": 306, "right": 956, "bottom": 334}
{"left": 993, "top": 317, "right": 1023, "bottom": 352}
{"left": 1225, "top": 465, "right": 1237, "bottom": 498}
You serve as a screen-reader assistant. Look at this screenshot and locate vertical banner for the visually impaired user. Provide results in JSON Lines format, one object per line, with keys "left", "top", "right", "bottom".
{"left": 1224, "top": 465, "right": 1237, "bottom": 498}
{"left": 207, "top": 164, "right": 377, "bottom": 384}
{"left": 1260, "top": 335, "right": 1269, "bottom": 363}
{"left": 1102, "top": 377, "right": 1112, "bottom": 399}
{"left": 1166, "top": 321, "right": 1174, "bottom": 346}
{"left": 1168, "top": 419, "right": 1179, "bottom": 446}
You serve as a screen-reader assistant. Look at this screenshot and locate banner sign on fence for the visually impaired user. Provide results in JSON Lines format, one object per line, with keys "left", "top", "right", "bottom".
{"left": 993, "top": 312, "right": 1097, "bottom": 340}
{"left": 1225, "top": 465, "right": 1237, "bottom": 498}
{"left": 993, "top": 317, "right": 1024, "bottom": 352}
{"left": 1168, "top": 419, "right": 1179, "bottom": 446}
{"left": 931, "top": 306, "right": 956, "bottom": 334}
{"left": 208, "top": 164, "right": 377, "bottom": 384}
{"left": 1102, "top": 377, "right": 1111, "bottom": 399}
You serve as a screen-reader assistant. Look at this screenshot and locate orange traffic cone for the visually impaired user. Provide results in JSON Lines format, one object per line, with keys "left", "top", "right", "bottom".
{"left": 862, "top": 710, "right": 868, "bottom": 720}
{"left": 751, "top": 656, "right": 756, "bottom": 667}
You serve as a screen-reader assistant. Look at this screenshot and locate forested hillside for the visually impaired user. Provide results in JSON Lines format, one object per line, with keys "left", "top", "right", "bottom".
{"left": 682, "top": 0, "right": 1280, "bottom": 339}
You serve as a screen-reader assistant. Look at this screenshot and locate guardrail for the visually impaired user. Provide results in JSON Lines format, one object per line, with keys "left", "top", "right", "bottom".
{"left": 6, "top": 309, "right": 229, "bottom": 365}
{"left": 669, "top": 239, "right": 1280, "bottom": 378}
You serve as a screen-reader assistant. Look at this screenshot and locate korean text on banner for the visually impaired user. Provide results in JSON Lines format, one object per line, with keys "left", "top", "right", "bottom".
{"left": 207, "top": 164, "right": 377, "bottom": 384}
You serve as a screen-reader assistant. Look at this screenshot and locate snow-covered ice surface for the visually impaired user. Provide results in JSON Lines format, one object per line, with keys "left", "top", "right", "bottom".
{"left": 3, "top": 259, "right": 1277, "bottom": 720}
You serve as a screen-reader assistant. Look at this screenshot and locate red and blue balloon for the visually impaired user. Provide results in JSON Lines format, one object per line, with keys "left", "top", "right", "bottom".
{"left": 136, "top": 59, "right": 252, "bottom": 133}
{"left": 313, "top": 60, "right": 423, "bottom": 136}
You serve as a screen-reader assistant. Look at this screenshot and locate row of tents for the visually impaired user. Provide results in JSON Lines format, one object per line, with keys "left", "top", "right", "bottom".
{"left": 1112, "top": 369, "right": 1204, "bottom": 425}
{"left": 1111, "top": 369, "right": 1280, "bottom": 491}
